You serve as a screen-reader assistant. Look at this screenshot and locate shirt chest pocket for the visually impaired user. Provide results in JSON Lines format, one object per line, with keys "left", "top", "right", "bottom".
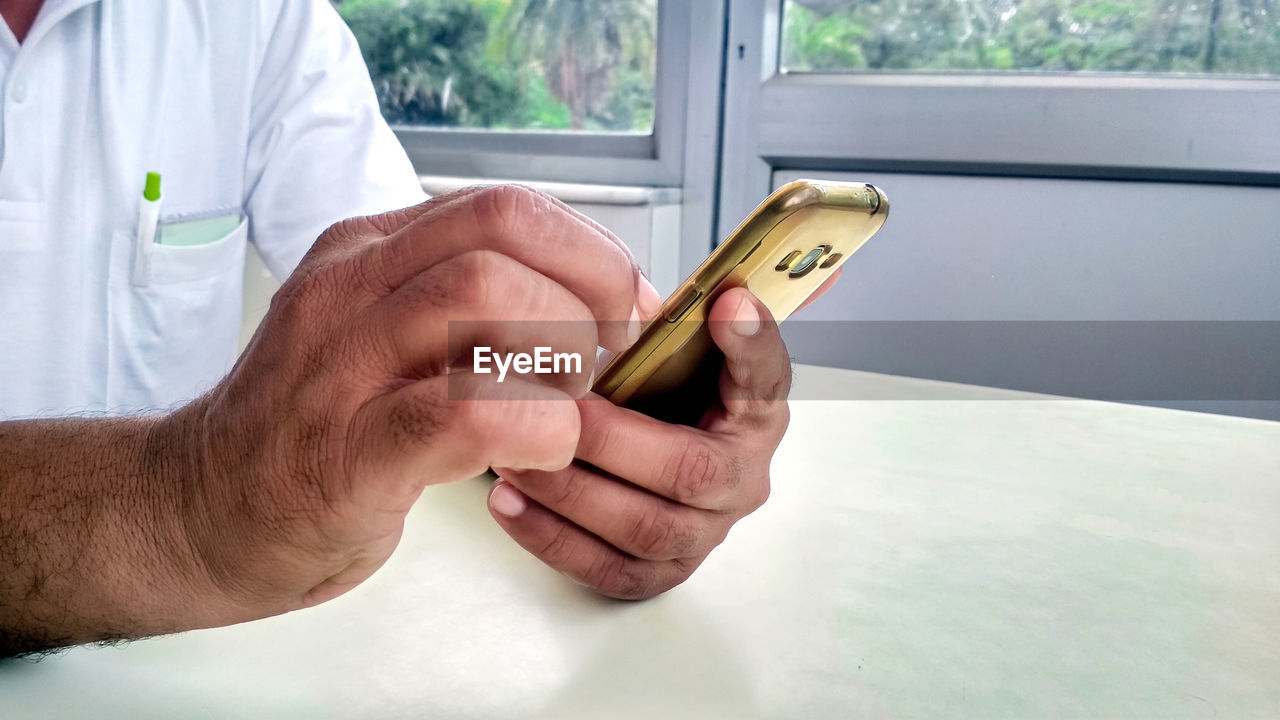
{"left": 107, "top": 214, "right": 249, "bottom": 411}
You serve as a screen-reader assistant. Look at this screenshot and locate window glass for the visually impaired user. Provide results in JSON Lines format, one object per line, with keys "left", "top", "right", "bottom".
{"left": 781, "top": 0, "right": 1280, "bottom": 76}
{"left": 333, "top": 0, "right": 657, "bottom": 131}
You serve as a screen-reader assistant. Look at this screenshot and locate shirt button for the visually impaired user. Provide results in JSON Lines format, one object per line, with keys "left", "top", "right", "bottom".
{"left": 10, "top": 79, "right": 28, "bottom": 103}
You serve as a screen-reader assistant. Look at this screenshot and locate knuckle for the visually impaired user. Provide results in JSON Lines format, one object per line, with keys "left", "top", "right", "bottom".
{"left": 546, "top": 465, "right": 590, "bottom": 512}
{"left": 744, "top": 459, "right": 771, "bottom": 512}
{"left": 729, "top": 342, "right": 791, "bottom": 391}
{"left": 585, "top": 554, "right": 656, "bottom": 601}
{"left": 470, "top": 184, "right": 546, "bottom": 239}
{"left": 448, "top": 249, "right": 507, "bottom": 310}
{"left": 363, "top": 206, "right": 421, "bottom": 237}
{"left": 535, "top": 523, "right": 579, "bottom": 568}
{"left": 591, "top": 236, "right": 632, "bottom": 280}
{"left": 276, "top": 264, "right": 329, "bottom": 314}
{"left": 353, "top": 241, "right": 400, "bottom": 297}
{"left": 739, "top": 397, "right": 791, "bottom": 438}
{"left": 741, "top": 398, "right": 792, "bottom": 442}
{"left": 624, "top": 504, "right": 700, "bottom": 561}
{"left": 770, "top": 360, "right": 795, "bottom": 401}
{"left": 313, "top": 215, "right": 372, "bottom": 253}
{"left": 268, "top": 264, "right": 348, "bottom": 346}
{"left": 313, "top": 223, "right": 386, "bottom": 294}
{"left": 575, "top": 407, "right": 624, "bottom": 462}
{"left": 589, "top": 249, "right": 638, "bottom": 319}
{"left": 660, "top": 439, "right": 729, "bottom": 507}
{"left": 609, "top": 245, "right": 636, "bottom": 283}
{"left": 669, "top": 557, "right": 704, "bottom": 588}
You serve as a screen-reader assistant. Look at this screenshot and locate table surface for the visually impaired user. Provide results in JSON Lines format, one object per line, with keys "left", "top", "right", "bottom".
{"left": 3, "top": 366, "right": 1278, "bottom": 719}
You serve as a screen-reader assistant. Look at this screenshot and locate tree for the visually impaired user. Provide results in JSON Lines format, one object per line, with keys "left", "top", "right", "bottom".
{"left": 781, "top": 0, "right": 1280, "bottom": 75}
{"left": 333, "top": 0, "right": 659, "bottom": 131}
{"left": 502, "top": 0, "right": 656, "bottom": 129}
{"left": 336, "top": 0, "right": 526, "bottom": 127}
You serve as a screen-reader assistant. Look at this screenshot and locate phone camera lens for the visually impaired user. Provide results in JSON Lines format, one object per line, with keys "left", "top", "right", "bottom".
{"left": 789, "top": 247, "right": 826, "bottom": 278}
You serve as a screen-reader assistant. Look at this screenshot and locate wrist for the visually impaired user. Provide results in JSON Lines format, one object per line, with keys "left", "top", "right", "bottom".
{"left": 144, "top": 398, "right": 279, "bottom": 630}
{"left": 86, "top": 409, "right": 231, "bottom": 636}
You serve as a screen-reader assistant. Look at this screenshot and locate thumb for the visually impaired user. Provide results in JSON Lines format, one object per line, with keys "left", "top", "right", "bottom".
{"left": 705, "top": 288, "right": 792, "bottom": 428}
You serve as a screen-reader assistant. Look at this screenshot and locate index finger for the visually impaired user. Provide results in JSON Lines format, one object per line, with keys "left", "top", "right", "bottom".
{"left": 340, "top": 184, "right": 646, "bottom": 286}
{"left": 369, "top": 185, "right": 652, "bottom": 351}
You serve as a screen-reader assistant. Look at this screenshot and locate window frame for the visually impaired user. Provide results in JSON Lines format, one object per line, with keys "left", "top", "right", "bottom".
{"left": 718, "top": 0, "right": 1280, "bottom": 238}
{"left": 394, "top": 0, "right": 690, "bottom": 187}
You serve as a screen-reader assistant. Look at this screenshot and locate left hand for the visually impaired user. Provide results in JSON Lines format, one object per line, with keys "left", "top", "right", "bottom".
{"left": 488, "top": 287, "right": 791, "bottom": 599}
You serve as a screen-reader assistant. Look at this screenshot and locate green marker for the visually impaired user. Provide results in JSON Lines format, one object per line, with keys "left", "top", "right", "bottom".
{"left": 143, "top": 171, "right": 162, "bottom": 203}
{"left": 131, "top": 171, "right": 163, "bottom": 286}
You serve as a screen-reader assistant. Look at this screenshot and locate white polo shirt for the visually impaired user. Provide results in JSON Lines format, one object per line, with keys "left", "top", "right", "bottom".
{"left": 0, "top": 0, "right": 426, "bottom": 419}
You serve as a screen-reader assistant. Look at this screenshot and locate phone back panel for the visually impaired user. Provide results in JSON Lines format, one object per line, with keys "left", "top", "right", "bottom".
{"left": 593, "top": 180, "right": 888, "bottom": 424}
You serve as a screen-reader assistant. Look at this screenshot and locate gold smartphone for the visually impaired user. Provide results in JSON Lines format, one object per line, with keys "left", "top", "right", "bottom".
{"left": 591, "top": 179, "right": 889, "bottom": 424}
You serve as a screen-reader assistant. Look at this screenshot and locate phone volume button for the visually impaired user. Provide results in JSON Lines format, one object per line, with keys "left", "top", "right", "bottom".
{"left": 664, "top": 287, "right": 703, "bottom": 323}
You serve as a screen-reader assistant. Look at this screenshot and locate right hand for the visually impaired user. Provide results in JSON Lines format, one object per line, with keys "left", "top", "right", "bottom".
{"left": 164, "top": 185, "right": 659, "bottom": 625}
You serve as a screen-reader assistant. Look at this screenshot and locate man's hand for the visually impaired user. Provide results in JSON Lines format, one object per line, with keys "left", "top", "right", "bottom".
{"left": 175, "top": 185, "right": 664, "bottom": 622}
{"left": 487, "top": 288, "right": 790, "bottom": 599}
{"left": 1, "top": 186, "right": 660, "bottom": 655}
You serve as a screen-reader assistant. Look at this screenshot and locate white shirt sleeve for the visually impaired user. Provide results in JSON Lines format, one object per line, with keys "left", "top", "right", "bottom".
{"left": 243, "top": 0, "right": 428, "bottom": 280}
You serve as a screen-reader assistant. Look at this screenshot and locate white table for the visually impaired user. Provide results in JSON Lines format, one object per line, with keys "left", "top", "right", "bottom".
{"left": 3, "top": 366, "right": 1278, "bottom": 718}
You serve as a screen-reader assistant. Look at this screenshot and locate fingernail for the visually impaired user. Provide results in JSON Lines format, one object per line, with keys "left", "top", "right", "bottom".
{"left": 628, "top": 305, "right": 643, "bottom": 345}
{"left": 637, "top": 277, "right": 662, "bottom": 320}
{"left": 490, "top": 481, "right": 527, "bottom": 518}
{"left": 733, "top": 295, "right": 761, "bottom": 337}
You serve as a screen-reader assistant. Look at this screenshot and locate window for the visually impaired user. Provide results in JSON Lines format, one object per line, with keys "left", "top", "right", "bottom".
{"left": 717, "top": 0, "right": 1280, "bottom": 237}
{"left": 781, "top": 0, "right": 1280, "bottom": 76}
{"left": 333, "top": 0, "right": 699, "bottom": 188}
{"left": 334, "top": 0, "right": 658, "bottom": 132}
{"left": 331, "top": 1, "right": 728, "bottom": 281}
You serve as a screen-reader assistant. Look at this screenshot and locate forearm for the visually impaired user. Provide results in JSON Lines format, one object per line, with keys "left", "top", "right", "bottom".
{"left": 0, "top": 412, "right": 210, "bottom": 657}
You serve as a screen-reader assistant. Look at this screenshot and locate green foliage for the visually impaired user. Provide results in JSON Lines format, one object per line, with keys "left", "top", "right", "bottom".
{"left": 783, "top": 6, "right": 869, "bottom": 69}
{"left": 782, "top": 0, "right": 1280, "bottom": 75}
{"left": 593, "top": 65, "right": 655, "bottom": 131}
{"left": 523, "top": 72, "right": 574, "bottom": 128}
{"left": 501, "top": 0, "right": 656, "bottom": 129}
{"left": 333, "top": 0, "right": 656, "bottom": 130}
{"left": 337, "top": 0, "right": 526, "bottom": 126}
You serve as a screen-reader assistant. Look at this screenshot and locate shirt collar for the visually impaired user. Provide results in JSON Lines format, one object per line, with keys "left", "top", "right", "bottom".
{"left": 22, "top": 0, "right": 102, "bottom": 49}
{"left": 0, "top": 19, "right": 19, "bottom": 59}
